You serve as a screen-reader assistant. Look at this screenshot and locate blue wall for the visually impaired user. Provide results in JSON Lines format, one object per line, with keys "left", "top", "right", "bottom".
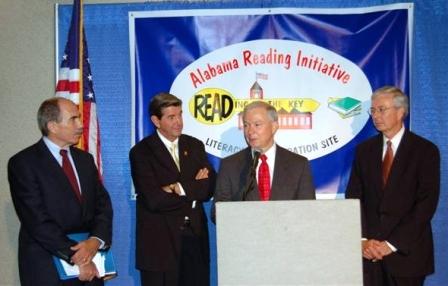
{"left": 57, "top": 1, "right": 448, "bottom": 285}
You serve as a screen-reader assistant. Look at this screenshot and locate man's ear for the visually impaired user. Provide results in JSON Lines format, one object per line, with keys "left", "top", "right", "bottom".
{"left": 272, "top": 121, "right": 279, "bottom": 134}
{"left": 151, "top": 115, "right": 160, "bottom": 129}
{"left": 397, "top": 106, "right": 406, "bottom": 121}
{"left": 47, "top": 121, "right": 57, "bottom": 135}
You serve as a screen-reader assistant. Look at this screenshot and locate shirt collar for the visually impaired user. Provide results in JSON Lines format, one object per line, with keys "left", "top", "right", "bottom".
{"left": 43, "top": 136, "right": 72, "bottom": 165}
{"left": 253, "top": 143, "right": 276, "bottom": 161}
{"left": 157, "top": 130, "right": 179, "bottom": 149}
{"left": 43, "top": 136, "right": 69, "bottom": 153}
{"left": 383, "top": 125, "right": 405, "bottom": 149}
{"left": 263, "top": 143, "right": 276, "bottom": 159}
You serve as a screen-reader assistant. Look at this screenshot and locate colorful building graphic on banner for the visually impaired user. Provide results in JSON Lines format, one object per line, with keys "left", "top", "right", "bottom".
{"left": 235, "top": 77, "right": 317, "bottom": 130}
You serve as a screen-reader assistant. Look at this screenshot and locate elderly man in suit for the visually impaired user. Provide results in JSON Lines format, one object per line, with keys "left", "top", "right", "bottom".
{"left": 8, "top": 97, "right": 113, "bottom": 286}
{"left": 130, "top": 92, "right": 215, "bottom": 286}
{"left": 346, "top": 86, "right": 440, "bottom": 286}
{"left": 213, "top": 101, "right": 315, "bottom": 219}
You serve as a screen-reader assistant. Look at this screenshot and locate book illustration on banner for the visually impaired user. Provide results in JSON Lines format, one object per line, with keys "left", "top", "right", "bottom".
{"left": 53, "top": 233, "right": 117, "bottom": 281}
{"left": 328, "top": 97, "right": 362, "bottom": 118}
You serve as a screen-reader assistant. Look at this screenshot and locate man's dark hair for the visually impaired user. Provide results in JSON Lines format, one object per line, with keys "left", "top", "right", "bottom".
{"left": 37, "top": 98, "right": 62, "bottom": 136}
{"left": 149, "top": 92, "right": 182, "bottom": 119}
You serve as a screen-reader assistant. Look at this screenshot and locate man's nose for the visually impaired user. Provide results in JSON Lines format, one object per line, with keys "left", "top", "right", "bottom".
{"left": 246, "top": 125, "right": 255, "bottom": 135}
{"left": 76, "top": 119, "right": 83, "bottom": 128}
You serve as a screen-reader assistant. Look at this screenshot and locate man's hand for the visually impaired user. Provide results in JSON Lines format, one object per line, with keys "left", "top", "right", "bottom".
{"left": 162, "top": 183, "right": 181, "bottom": 195}
{"left": 362, "top": 239, "right": 383, "bottom": 260}
{"left": 161, "top": 167, "right": 209, "bottom": 196}
{"left": 362, "top": 239, "right": 393, "bottom": 261}
{"left": 70, "top": 237, "right": 100, "bottom": 265}
{"left": 78, "top": 261, "right": 100, "bottom": 281}
{"left": 375, "top": 240, "right": 393, "bottom": 257}
{"left": 195, "top": 168, "right": 209, "bottom": 180}
{"left": 162, "top": 185, "right": 174, "bottom": 193}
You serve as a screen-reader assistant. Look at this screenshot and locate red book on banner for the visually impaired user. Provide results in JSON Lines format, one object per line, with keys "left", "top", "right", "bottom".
{"left": 55, "top": 0, "right": 102, "bottom": 174}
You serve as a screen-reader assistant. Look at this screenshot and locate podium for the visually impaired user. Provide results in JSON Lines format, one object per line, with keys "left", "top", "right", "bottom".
{"left": 215, "top": 200, "right": 362, "bottom": 285}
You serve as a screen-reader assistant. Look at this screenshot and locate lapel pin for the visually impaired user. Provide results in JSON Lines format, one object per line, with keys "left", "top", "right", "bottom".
{"left": 184, "top": 151, "right": 188, "bottom": 156}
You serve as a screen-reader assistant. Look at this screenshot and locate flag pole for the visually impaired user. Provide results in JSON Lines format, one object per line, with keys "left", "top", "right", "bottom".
{"left": 77, "top": 0, "right": 84, "bottom": 149}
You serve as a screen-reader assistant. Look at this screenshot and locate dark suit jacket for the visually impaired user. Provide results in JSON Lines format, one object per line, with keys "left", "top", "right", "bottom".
{"left": 129, "top": 133, "right": 215, "bottom": 272}
{"left": 7, "top": 139, "right": 113, "bottom": 286}
{"left": 346, "top": 130, "right": 440, "bottom": 277}
{"left": 213, "top": 145, "right": 315, "bottom": 219}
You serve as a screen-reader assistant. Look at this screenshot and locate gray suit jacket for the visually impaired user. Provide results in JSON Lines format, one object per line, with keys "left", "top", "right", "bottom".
{"left": 212, "top": 145, "right": 315, "bottom": 220}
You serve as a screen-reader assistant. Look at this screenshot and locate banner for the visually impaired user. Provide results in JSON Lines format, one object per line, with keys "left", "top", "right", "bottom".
{"left": 130, "top": 5, "right": 411, "bottom": 197}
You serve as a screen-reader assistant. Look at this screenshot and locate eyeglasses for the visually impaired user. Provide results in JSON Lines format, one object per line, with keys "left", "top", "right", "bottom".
{"left": 367, "top": 106, "right": 395, "bottom": 116}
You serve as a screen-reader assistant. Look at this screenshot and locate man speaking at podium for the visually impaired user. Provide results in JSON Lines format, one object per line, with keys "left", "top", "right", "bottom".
{"left": 213, "top": 101, "right": 315, "bottom": 219}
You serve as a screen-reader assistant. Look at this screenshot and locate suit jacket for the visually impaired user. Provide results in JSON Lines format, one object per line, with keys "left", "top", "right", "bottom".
{"left": 346, "top": 130, "right": 440, "bottom": 277}
{"left": 7, "top": 139, "right": 113, "bottom": 286}
{"left": 129, "top": 133, "right": 215, "bottom": 272}
{"left": 213, "top": 145, "right": 315, "bottom": 219}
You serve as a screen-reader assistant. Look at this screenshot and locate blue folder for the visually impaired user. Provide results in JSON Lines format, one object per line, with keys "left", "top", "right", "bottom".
{"left": 53, "top": 233, "right": 117, "bottom": 280}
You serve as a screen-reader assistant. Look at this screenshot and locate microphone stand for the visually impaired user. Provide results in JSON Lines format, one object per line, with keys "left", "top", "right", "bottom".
{"left": 242, "top": 150, "right": 260, "bottom": 201}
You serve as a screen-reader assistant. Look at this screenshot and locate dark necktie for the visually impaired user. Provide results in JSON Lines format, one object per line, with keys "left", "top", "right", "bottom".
{"left": 382, "top": 140, "right": 394, "bottom": 187}
{"left": 258, "top": 154, "right": 271, "bottom": 201}
{"left": 60, "top": 149, "right": 82, "bottom": 202}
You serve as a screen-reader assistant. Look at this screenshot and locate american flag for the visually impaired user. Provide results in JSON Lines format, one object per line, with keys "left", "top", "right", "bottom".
{"left": 56, "top": 0, "right": 102, "bottom": 174}
{"left": 256, "top": 72, "right": 268, "bottom": 80}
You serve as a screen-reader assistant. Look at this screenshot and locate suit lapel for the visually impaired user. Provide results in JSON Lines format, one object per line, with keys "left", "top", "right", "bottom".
{"left": 150, "top": 134, "right": 180, "bottom": 173}
{"left": 270, "top": 146, "right": 283, "bottom": 200}
{"left": 383, "top": 131, "right": 411, "bottom": 192}
{"left": 371, "top": 136, "right": 384, "bottom": 198}
{"left": 70, "top": 147, "right": 88, "bottom": 211}
{"left": 37, "top": 139, "right": 62, "bottom": 170}
{"left": 241, "top": 148, "right": 259, "bottom": 200}
{"left": 178, "top": 135, "right": 189, "bottom": 172}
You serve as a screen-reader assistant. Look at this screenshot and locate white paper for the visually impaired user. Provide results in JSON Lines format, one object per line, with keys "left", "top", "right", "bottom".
{"left": 60, "top": 252, "right": 106, "bottom": 277}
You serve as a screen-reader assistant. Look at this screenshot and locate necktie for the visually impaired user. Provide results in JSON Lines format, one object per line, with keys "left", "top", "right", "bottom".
{"left": 170, "top": 143, "right": 180, "bottom": 170}
{"left": 382, "top": 140, "right": 394, "bottom": 187}
{"left": 60, "top": 149, "right": 82, "bottom": 202}
{"left": 258, "top": 154, "right": 271, "bottom": 201}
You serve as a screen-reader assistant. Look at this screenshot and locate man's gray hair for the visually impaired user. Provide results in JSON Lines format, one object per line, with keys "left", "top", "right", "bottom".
{"left": 243, "top": 101, "right": 278, "bottom": 122}
{"left": 372, "top": 86, "right": 409, "bottom": 117}
{"left": 37, "top": 98, "right": 63, "bottom": 136}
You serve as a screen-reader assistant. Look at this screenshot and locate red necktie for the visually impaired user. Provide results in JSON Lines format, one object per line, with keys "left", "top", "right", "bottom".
{"left": 258, "top": 154, "right": 271, "bottom": 201}
{"left": 60, "top": 149, "right": 82, "bottom": 202}
{"left": 382, "top": 140, "right": 394, "bottom": 187}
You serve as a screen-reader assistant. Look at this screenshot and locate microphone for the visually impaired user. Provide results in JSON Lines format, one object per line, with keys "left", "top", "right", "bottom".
{"left": 242, "top": 149, "right": 261, "bottom": 201}
{"left": 251, "top": 150, "right": 261, "bottom": 173}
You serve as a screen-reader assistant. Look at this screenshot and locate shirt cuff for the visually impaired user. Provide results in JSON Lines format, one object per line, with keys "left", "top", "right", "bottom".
{"left": 177, "top": 182, "right": 186, "bottom": 196}
{"left": 90, "top": 236, "right": 105, "bottom": 249}
{"left": 176, "top": 183, "right": 196, "bottom": 208}
{"left": 385, "top": 240, "right": 397, "bottom": 252}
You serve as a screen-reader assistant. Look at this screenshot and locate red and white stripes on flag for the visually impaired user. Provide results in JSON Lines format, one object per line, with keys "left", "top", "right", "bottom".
{"left": 56, "top": 0, "right": 102, "bottom": 174}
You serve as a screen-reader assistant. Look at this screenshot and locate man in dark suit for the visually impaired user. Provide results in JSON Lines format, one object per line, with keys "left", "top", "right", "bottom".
{"left": 213, "top": 101, "right": 315, "bottom": 219}
{"left": 8, "top": 97, "right": 113, "bottom": 286}
{"left": 346, "top": 86, "right": 440, "bottom": 286}
{"left": 130, "top": 92, "right": 215, "bottom": 286}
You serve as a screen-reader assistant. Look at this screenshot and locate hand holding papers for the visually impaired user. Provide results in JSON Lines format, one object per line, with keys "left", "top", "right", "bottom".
{"left": 53, "top": 233, "right": 116, "bottom": 280}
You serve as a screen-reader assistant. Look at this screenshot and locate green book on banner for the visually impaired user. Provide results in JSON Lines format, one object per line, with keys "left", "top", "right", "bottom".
{"left": 53, "top": 233, "right": 117, "bottom": 281}
{"left": 328, "top": 97, "right": 362, "bottom": 115}
{"left": 337, "top": 106, "right": 362, "bottom": 119}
